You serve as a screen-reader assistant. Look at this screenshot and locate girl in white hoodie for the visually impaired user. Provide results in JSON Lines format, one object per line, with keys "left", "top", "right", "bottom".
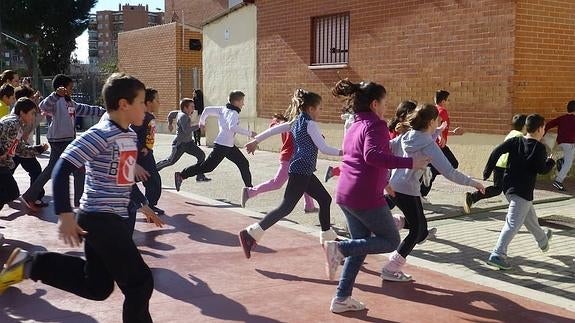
{"left": 383, "top": 103, "right": 485, "bottom": 281}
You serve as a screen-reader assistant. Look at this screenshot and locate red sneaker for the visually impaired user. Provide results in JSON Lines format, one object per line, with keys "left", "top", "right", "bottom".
{"left": 239, "top": 230, "right": 256, "bottom": 259}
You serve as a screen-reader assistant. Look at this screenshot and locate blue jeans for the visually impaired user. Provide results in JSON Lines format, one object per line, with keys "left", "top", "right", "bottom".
{"left": 336, "top": 205, "right": 400, "bottom": 298}
{"left": 492, "top": 194, "right": 547, "bottom": 258}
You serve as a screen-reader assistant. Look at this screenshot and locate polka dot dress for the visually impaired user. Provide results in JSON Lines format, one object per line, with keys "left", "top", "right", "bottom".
{"left": 289, "top": 113, "right": 318, "bottom": 175}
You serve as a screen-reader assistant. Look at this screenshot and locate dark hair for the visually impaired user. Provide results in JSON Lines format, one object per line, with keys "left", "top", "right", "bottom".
{"left": 284, "top": 88, "right": 322, "bottom": 121}
{"left": 389, "top": 100, "right": 418, "bottom": 132}
{"left": 0, "top": 70, "right": 17, "bottom": 84}
{"left": 0, "top": 83, "right": 15, "bottom": 98}
{"left": 180, "top": 98, "right": 194, "bottom": 111}
{"left": 145, "top": 88, "right": 158, "bottom": 103}
{"left": 14, "top": 85, "right": 34, "bottom": 100}
{"left": 525, "top": 114, "right": 545, "bottom": 133}
{"left": 13, "top": 97, "right": 36, "bottom": 115}
{"left": 229, "top": 90, "right": 245, "bottom": 104}
{"left": 52, "top": 74, "right": 74, "bottom": 90}
{"left": 511, "top": 114, "right": 527, "bottom": 131}
{"left": 332, "top": 79, "right": 386, "bottom": 114}
{"left": 102, "top": 73, "right": 146, "bottom": 111}
{"left": 435, "top": 90, "right": 450, "bottom": 105}
{"left": 272, "top": 113, "right": 288, "bottom": 122}
{"left": 407, "top": 103, "right": 439, "bottom": 131}
{"left": 193, "top": 89, "right": 204, "bottom": 114}
{"left": 567, "top": 100, "right": 575, "bottom": 113}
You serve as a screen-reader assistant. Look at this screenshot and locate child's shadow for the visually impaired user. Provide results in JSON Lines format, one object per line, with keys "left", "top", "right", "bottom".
{"left": 151, "top": 267, "right": 284, "bottom": 322}
{"left": 0, "top": 289, "right": 98, "bottom": 323}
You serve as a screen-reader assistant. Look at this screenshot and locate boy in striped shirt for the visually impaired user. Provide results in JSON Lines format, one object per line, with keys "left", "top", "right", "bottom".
{"left": 0, "top": 73, "right": 162, "bottom": 323}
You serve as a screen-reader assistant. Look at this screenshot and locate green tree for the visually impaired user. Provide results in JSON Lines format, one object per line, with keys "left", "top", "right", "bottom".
{"left": 0, "top": 0, "right": 96, "bottom": 75}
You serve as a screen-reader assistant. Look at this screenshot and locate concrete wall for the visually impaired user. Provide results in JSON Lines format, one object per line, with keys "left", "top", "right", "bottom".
{"left": 202, "top": 4, "right": 257, "bottom": 145}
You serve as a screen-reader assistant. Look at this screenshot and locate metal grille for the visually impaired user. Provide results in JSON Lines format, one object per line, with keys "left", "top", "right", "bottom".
{"left": 312, "top": 13, "right": 350, "bottom": 65}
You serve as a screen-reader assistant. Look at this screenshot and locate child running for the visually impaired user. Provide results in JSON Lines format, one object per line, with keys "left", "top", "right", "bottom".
{"left": 544, "top": 100, "right": 575, "bottom": 191}
{"left": 0, "top": 73, "right": 162, "bottom": 323}
{"left": 484, "top": 114, "right": 555, "bottom": 270}
{"left": 382, "top": 104, "right": 484, "bottom": 281}
{"left": 322, "top": 80, "right": 429, "bottom": 313}
{"left": 463, "top": 114, "right": 526, "bottom": 213}
{"left": 0, "top": 98, "right": 48, "bottom": 240}
{"left": 174, "top": 91, "right": 255, "bottom": 191}
{"left": 239, "top": 89, "right": 342, "bottom": 259}
{"left": 240, "top": 112, "right": 318, "bottom": 213}
{"left": 156, "top": 98, "right": 210, "bottom": 182}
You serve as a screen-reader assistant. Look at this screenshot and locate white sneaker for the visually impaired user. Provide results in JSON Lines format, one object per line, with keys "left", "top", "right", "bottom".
{"left": 324, "top": 241, "right": 343, "bottom": 280}
{"left": 420, "top": 196, "right": 431, "bottom": 205}
{"left": 330, "top": 296, "right": 366, "bottom": 313}
{"left": 381, "top": 268, "right": 412, "bottom": 282}
{"left": 422, "top": 167, "right": 433, "bottom": 187}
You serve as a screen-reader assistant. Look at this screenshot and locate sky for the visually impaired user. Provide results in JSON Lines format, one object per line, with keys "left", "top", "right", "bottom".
{"left": 73, "top": 0, "right": 165, "bottom": 63}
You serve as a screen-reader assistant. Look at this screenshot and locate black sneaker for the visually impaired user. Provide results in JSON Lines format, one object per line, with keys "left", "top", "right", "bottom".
{"left": 556, "top": 158, "right": 564, "bottom": 172}
{"left": 463, "top": 192, "right": 473, "bottom": 214}
{"left": 553, "top": 181, "right": 566, "bottom": 191}
{"left": 34, "top": 200, "right": 49, "bottom": 208}
{"left": 174, "top": 172, "right": 183, "bottom": 191}
{"left": 150, "top": 206, "right": 165, "bottom": 215}
{"left": 196, "top": 175, "right": 212, "bottom": 182}
{"left": 239, "top": 230, "right": 256, "bottom": 259}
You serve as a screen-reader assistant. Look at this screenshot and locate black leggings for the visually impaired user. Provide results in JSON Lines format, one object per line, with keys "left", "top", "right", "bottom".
{"left": 471, "top": 166, "right": 504, "bottom": 203}
{"left": 0, "top": 168, "right": 19, "bottom": 206}
{"left": 181, "top": 143, "right": 252, "bottom": 187}
{"left": 12, "top": 156, "right": 45, "bottom": 200}
{"left": 420, "top": 145, "right": 459, "bottom": 197}
{"left": 259, "top": 173, "right": 331, "bottom": 231}
{"left": 393, "top": 192, "right": 428, "bottom": 258}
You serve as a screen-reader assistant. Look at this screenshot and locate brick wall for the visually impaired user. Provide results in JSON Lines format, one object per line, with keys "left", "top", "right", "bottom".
{"left": 513, "top": 0, "right": 575, "bottom": 120}
{"left": 165, "top": 0, "right": 228, "bottom": 27}
{"left": 118, "top": 23, "right": 202, "bottom": 122}
{"left": 256, "top": 0, "right": 517, "bottom": 134}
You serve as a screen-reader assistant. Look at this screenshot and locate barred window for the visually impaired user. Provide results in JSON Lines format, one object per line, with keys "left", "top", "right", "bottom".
{"left": 312, "top": 13, "right": 350, "bottom": 65}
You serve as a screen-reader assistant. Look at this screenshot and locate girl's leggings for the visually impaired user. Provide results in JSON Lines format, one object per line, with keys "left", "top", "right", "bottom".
{"left": 393, "top": 192, "right": 429, "bottom": 258}
{"left": 258, "top": 173, "right": 331, "bottom": 231}
{"left": 247, "top": 160, "right": 316, "bottom": 210}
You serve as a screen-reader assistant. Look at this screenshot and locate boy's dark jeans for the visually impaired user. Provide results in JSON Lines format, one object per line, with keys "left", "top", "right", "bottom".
{"left": 137, "top": 151, "right": 161, "bottom": 207}
{"left": 12, "top": 156, "right": 45, "bottom": 200}
{"left": 181, "top": 144, "right": 252, "bottom": 187}
{"left": 0, "top": 167, "right": 19, "bottom": 205}
{"left": 30, "top": 211, "right": 154, "bottom": 323}
{"left": 471, "top": 166, "right": 505, "bottom": 203}
{"left": 23, "top": 141, "right": 84, "bottom": 205}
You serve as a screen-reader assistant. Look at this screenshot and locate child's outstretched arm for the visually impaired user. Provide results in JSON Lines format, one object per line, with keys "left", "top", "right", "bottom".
{"left": 307, "top": 121, "right": 342, "bottom": 156}
{"left": 198, "top": 106, "right": 222, "bottom": 126}
{"left": 245, "top": 122, "right": 291, "bottom": 154}
{"left": 38, "top": 91, "right": 62, "bottom": 115}
{"left": 483, "top": 138, "right": 513, "bottom": 180}
{"left": 75, "top": 101, "right": 106, "bottom": 117}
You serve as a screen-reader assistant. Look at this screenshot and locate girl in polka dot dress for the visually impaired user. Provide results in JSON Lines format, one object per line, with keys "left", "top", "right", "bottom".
{"left": 238, "top": 89, "right": 342, "bottom": 259}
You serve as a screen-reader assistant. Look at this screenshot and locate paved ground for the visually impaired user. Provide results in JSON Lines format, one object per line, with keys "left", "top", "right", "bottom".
{"left": 0, "top": 134, "right": 574, "bottom": 322}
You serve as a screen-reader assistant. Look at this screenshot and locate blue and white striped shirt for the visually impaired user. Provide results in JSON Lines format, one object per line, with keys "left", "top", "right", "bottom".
{"left": 61, "top": 120, "right": 138, "bottom": 218}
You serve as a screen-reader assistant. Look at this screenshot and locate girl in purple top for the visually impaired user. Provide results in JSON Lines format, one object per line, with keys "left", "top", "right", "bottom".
{"left": 323, "top": 80, "right": 430, "bottom": 314}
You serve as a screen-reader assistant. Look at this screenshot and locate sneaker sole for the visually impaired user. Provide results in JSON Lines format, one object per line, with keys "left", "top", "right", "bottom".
{"left": 463, "top": 194, "right": 471, "bottom": 214}
{"left": 238, "top": 231, "right": 254, "bottom": 259}
{"left": 380, "top": 274, "right": 413, "bottom": 282}
{"left": 486, "top": 260, "right": 511, "bottom": 270}
{"left": 330, "top": 305, "right": 366, "bottom": 313}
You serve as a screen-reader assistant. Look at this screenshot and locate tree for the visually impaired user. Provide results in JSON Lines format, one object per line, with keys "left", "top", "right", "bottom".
{"left": 0, "top": 0, "right": 96, "bottom": 75}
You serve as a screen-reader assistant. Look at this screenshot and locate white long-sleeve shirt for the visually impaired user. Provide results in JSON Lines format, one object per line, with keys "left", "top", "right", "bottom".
{"left": 199, "top": 106, "right": 251, "bottom": 147}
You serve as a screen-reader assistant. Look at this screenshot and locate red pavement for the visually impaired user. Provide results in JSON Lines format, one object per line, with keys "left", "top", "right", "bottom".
{"left": 1, "top": 190, "right": 575, "bottom": 322}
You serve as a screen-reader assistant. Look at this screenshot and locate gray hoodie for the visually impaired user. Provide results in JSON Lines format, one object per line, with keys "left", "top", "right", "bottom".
{"left": 389, "top": 129, "right": 478, "bottom": 196}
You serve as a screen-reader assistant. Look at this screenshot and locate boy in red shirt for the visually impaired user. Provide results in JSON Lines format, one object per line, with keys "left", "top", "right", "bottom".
{"left": 420, "top": 90, "right": 464, "bottom": 200}
{"left": 545, "top": 100, "right": 575, "bottom": 191}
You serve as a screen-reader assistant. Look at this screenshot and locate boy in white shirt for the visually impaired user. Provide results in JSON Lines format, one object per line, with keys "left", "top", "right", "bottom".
{"left": 174, "top": 91, "right": 256, "bottom": 191}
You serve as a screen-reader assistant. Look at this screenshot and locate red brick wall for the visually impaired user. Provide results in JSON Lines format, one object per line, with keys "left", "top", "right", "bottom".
{"left": 165, "top": 0, "right": 228, "bottom": 27}
{"left": 256, "top": 0, "right": 517, "bottom": 134}
{"left": 513, "top": 0, "right": 575, "bottom": 120}
{"left": 118, "top": 23, "right": 202, "bottom": 121}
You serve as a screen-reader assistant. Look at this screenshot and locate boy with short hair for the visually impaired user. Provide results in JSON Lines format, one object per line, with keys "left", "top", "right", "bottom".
{"left": 174, "top": 90, "right": 256, "bottom": 191}
{"left": 131, "top": 88, "right": 163, "bottom": 214}
{"left": 463, "top": 114, "right": 527, "bottom": 213}
{"left": 420, "top": 90, "right": 464, "bottom": 201}
{"left": 0, "top": 73, "right": 161, "bottom": 323}
{"left": 20, "top": 74, "right": 106, "bottom": 212}
{"left": 156, "top": 98, "right": 210, "bottom": 182}
{"left": 544, "top": 100, "right": 575, "bottom": 191}
{"left": 484, "top": 114, "right": 555, "bottom": 270}
{"left": 0, "top": 83, "right": 15, "bottom": 118}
